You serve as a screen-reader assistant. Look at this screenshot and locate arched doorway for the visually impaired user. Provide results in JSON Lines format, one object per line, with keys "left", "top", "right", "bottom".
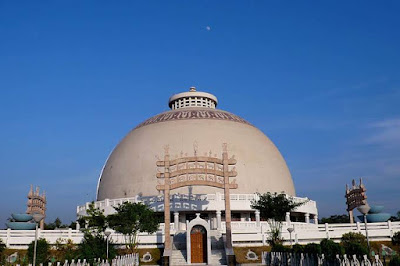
{"left": 190, "top": 225, "right": 207, "bottom": 263}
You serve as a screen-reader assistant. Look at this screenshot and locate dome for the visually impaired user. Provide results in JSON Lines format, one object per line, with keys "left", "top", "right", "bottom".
{"left": 97, "top": 88, "right": 295, "bottom": 200}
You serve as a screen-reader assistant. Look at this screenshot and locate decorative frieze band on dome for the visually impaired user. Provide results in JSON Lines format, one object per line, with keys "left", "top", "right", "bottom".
{"left": 135, "top": 109, "right": 252, "bottom": 129}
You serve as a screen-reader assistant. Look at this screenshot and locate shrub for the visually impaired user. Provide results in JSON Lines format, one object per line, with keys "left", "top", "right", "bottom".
{"left": 392, "top": 232, "right": 400, "bottom": 246}
{"left": 341, "top": 232, "right": 368, "bottom": 256}
{"left": 78, "top": 232, "right": 116, "bottom": 264}
{"left": 54, "top": 238, "right": 78, "bottom": 262}
{"left": 389, "top": 255, "right": 400, "bottom": 266}
{"left": 28, "top": 238, "right": 50, "bottom": 265}
{"left": 0, "top": 239, "right": 6, "bottom": 266}
{"left": 304, "top": 243, "right": 322, "bottom": 254}
{"left": 320, "top": 239, "right": 343, "bottom": 261}
{"left": 0, "top": 239, "right": 5, "bottom": 254}
{"left": 271, "top": 243, "right": 290, "bottom": 252}
{"left": 291, "top": 244, "right": 304, "bottom": 254}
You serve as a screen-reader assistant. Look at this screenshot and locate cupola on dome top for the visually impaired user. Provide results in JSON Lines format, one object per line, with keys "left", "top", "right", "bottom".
{"left": 168, "top": 87, "right": 218, "bottom": 109}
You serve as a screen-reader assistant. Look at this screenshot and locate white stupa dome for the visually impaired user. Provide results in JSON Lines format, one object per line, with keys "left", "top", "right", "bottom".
{"left": 97, "top": 87, "right": 295, "bottom": 200}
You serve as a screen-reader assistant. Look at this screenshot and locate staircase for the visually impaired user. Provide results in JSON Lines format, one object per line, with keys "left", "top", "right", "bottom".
{"left": 171, "top": 248, "right": 227, "bottom": 265}
{"left": 209, "top": 249, "right": 227, "bottom": 265}
{"left": 170, "top": 231, "right": 227, "bottom": 265}
{"left": 171, "top": 249, "right": 188, "bottom": 265}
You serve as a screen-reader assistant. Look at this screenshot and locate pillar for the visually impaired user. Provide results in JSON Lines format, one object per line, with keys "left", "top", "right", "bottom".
{"left": 174, "top": 212, "right": 179, "bottom": 231}
{"left": 349, "top": 210, "right": 354, "bottom": 224}
{"left": 255, "top": 210, "right": 260, "bottom": 227}
{"left": 285, "top": 212, "right": 291, "bottom": 224}
{"left": 305, "top": 213, "right": 310, "bottom": 223}
{"left": 216, "top": 210, "right": 222, "bottom": 230}
{"left": 314, "top": 215, "right": 318, "bottom": 224}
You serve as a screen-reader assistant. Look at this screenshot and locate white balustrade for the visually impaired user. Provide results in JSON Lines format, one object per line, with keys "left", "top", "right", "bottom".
{"left": 1, "top": 221, "right": 399, "bottom": 249}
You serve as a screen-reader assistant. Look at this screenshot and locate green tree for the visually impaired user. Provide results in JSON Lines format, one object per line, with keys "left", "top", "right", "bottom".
{"left": 54, "top": 238, "right": 77, "bottom": 262}
{"left": 28, "top": 238, "right": 50, "bottom": 265}
{"left": 79, "top": 233, "right": 116, "bottom": 263}
{"left": 108, "top": 202, "right": 159, "bottom": 252}
{"left": 341, "top": 232, "right": 368, "bottom": 256}
{"left": 54, "top": 217, "right": 62, "bottom": 228}
{"left": 77, "top": 203, "right": 115, "bottom": 262}
{"left": 320, "top": 214, "right": 350, "bottom": 224}
{"left": 251, "top": 192, "right": 305, "bottom": 247}
{"left": 320, "top": 239, "right": 343, "bottom": 262}
{"left": 81, "top": 202, "right": 107, "bottom": 235}
{"left": 45, "top": 217, "right": 68, "bottom": 230}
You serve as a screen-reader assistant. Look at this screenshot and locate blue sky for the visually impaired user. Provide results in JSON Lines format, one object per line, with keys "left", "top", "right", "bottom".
{"left": 1, "top": 1, "right": 399, "bottom": 227}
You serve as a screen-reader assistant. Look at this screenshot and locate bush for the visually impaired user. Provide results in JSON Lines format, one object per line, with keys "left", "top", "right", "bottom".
{"left": 304, "top": 243, "right": 322, "bottom": 254}
{"left": 389, "top": 255, "right": 400, "bottom": 266}
{"left": 341, "top": 232, "right": 368, "bottom": 256}
{"left": 320, "top": 239, "right": 343, "bottom": 261}
{"left": 0, "top": 239, "right": 6, "bottom": 266}
{"left": 78, "top": 233, "right": 116, "bottom": 263}
{"left": 28, "top": 238, "right": 50, "bottom": 265}
{"left": 291, "top": 244, "right": 304, "bottom": 254}
{"left": 392, "top": 232, "right": 400, "bottom": 246}
{"left": 54, "top": 238, "right": 78, "bottom": 262}
{"left": 271, "top": 243, "right": 290, "bottom": 252}
{"left": 0, "top": 239, "right": 5, "bottom": 254}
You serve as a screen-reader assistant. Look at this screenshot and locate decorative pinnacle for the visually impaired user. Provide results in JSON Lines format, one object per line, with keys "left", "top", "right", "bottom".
{"left": 189, "top": 87, "right": 196, "bottom": 92}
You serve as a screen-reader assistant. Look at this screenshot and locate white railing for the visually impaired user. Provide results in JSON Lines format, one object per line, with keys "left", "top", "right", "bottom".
{"left": 2, "top": 221, "right": 398, "bottom": 249}
{"left": 232, "top": 220, "right": 400, "bottom": 246}
{"left": 77, "top": 193, "right": 318, "bottom": 217}
{"left": 262, "top": 252, "right": 385, "bottom": 266}
{"left": 49, "top": 254, "right": 140, "bottom": 266}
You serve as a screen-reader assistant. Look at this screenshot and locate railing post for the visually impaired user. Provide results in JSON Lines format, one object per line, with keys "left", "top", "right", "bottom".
{"left": 255, "top": 210, "right": 260, "bottom": 228}
{"left": 262, "top": 232, "right": 266, "bottom": 245}
{"left": 325, "top": 223, "right": 330, "bottom": 239}
{"left": 356, "top": 222, "right": 361, "bottom": 232}
{"left": 68, "top": 228, "right": 72, "bottom": 239}
{"left": 6, "top": 228, "right": 11, "bottom": 248}
{"left": 105, "top": 198, "right": 110, "bottom": 207}
{"left": 388, "top": 220, "right": 393, "bottom": 237}
{"left": 285, "top": 212, "right": 291, "bottom": 224}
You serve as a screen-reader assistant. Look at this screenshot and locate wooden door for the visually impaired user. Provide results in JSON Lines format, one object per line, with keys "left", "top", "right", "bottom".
{"left": 191, "top": 225, "right": 206, "bottom": 263}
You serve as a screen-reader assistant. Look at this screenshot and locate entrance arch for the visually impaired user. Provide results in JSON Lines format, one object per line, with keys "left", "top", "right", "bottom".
{"left": 190, "top": 225, "right": 207, "bottom": 263}
{"left": 186, "top": 214, "right": 211, "bottom": 264}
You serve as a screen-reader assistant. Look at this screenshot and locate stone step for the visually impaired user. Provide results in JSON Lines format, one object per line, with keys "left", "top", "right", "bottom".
{"left": 171, "top": 248, "right": 227, "bottom": 265}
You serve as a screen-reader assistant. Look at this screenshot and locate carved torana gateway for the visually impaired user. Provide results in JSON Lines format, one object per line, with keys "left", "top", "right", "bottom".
{"left": 156, "top": 143, "right": 238, "bottom": 260}
{"left": 345, "top": 178, "right": 367, "bottom": 224}
{"left": 27, "top": 185, "right": 47, "bottom": 229}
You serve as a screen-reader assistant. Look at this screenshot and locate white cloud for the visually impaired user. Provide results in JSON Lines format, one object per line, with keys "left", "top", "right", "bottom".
{"left": 366, "top": 118, "right": 400, "bottom": 147}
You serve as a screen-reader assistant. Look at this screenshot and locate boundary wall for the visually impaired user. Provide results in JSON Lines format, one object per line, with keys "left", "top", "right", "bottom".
{"left": 1, "top": 221, "right": 399, "bottom": 249}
